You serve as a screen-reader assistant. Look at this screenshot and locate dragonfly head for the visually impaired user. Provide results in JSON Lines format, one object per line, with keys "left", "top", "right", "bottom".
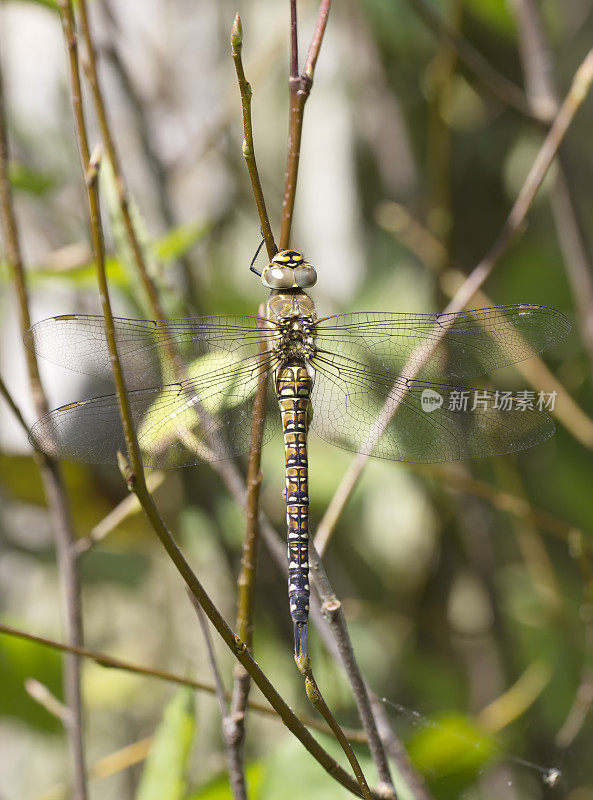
{"left": 261, "top": 250, "right": 317, "bottom": 290}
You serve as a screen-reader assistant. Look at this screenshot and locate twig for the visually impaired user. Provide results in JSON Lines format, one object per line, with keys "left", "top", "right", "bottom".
{"left": 189, "top": 593, "right": 249, "bottom": 800}
{"left": 314, "top": 48, "right": 593, "bottom": 554}
{"left": 256, "top": 518, "right": 427, "bottom": 799}
{"left": 290, "top": 0, "right": 299, "bottom": 78}
{"left": 279, "top": 0, "right": 332, "bottom": 248}
{"left": 75, "top": 0, "right": 179, "bottom": 332}
{"left": 75, "top": 471, "right": 167, "bottom": 555}
{"left": 405, "top": 0, "right": 535, "bottom": 119}
{"left": 376, "top": 203, "right": 593, "bottom": 452}
{"left": 369, "top": 694, "right": 435, "bottom": 800}
{"left": 0, "top": 621, "right": 366, "bottom": 742}
{"left": 231, "top": 15, "right": 277, "bottom": 260}
{"left": 0, "top": 50, "right": 88, "bottom": 800}
{"left": 308, "top": 542, "right": 396, "bottom": 797}
{"left": 296, "top": 658, "right": 373, "bottom": 800}
{"left": 25, "top": 679, "right": 71, "bottom": 724}
{"left": 0, "top": 373, "right": 29, "bottom": 434}
{"left": 227, "top": 311, "right": 268, "bottom": 799}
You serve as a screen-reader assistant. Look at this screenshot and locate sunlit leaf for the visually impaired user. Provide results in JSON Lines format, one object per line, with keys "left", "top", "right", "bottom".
{"left": 154, "top": 220, "right": 210, "bottom": 263}
{"left": 407, "top": 713, "right": 496, "bottom": 776}
{"left": 136, "top": 688, "right": 196, "bottom": 800}
{"left": 184, "top": 762, "right": 264, "bottom": 800}
{"left": 9, "top": 161, "right": 56, "bottom": 195}
{"left": 0, "top": 626, "right": 63, "bottom": 733}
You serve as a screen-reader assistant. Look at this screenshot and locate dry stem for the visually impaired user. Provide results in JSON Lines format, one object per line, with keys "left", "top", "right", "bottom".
{"left": 279, "top": 0, "right": 332, "bottom": 248}
{"left": 0, "top": 50, "right": 88, "bottom": 800}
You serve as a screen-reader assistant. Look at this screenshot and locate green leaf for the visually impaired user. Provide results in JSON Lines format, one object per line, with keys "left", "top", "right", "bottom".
{"left": 9, "top": 161, "right": 56, "bottom": 195}
{"left": 184, "top": 761, "right": 265, "bottom": 800}
{"left": 136, "top": 687, "right": 196, "bottom": 800}
{"left": 407, "top": 712, "right": 496, "bottom": 777}
{"left": 154, "top": 220, "right": 210, "bottom": 264}
{"left": 0, "top": 625, "right": 63, "bottom": 733}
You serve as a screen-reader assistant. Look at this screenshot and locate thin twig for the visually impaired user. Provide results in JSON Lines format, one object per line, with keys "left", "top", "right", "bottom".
{"left": 296, "top": 658, "right": 374, "bottom": 800}
{"left": 279, "top": 0, "right": 332, "bottom": 248}
{"left": 308, "top": 540, "right": 396, "bottom": 796}
{"left": 189, "top": 592, "right": 252, "bottom": 800}
{"left": 231, "top": 15, "right": 277, "bottom": 260}
{"left": 376, "top": 203, "right": 593, "bottom": 451}
{"left": 257, "top": 518, "right": 421, "bottom": 799}
{"left": 290, "top": 0, "right": 299, "bottom": 78}
{"left": 405, "top": 0, "right": 536, "bottom": 119}
{"left": 0, "top": 51, "right": 88, "bottom": 800}
{"left": 75, "top": 471, "right": 167, "bottom": 555}
{"left": 369, "top": 694, "right": 435, "bottom": 800}
{"left": 0, "top": 620, "right": 361, "bottom": 737}
{"left": 74, "top": 0, "right": 176, "bottom": 328}
{"left": 228, "top": 311, "right": 268, "bottom": 799}
{"left": 0, "top": 374, "right": 29, "bottom": 434}
{"left": 315, "top": 48, "right": 593, "bottom": 554}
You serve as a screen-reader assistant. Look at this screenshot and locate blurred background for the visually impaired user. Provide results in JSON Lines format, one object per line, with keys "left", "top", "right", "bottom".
{"left": 1, "top": 0, "right": 592, "bottom": 798}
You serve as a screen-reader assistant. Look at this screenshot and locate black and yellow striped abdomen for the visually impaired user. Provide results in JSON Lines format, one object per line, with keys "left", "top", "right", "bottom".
{"left": 276, "top": 361, "right": 312, "bottom": 658}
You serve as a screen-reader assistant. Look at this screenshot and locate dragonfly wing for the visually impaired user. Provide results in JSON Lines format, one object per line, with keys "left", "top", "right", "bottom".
{"left": 308, "top": 351, "right": 554, "bottom": 462}
{"left": 24, "top": 314, "right": 280, "bottom": 387}
{"left": 314, "top": 305, "right": 570, "bottom": 381}
{"left": 29, "top": 350, "right": 281, "bottom": 467}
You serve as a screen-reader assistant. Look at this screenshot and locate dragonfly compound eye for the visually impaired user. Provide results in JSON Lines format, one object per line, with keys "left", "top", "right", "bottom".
{"left": 293, "top": 264, "right": 317, "bottom": 288}
{"left": 262, "top": 265, "right": 294, "bottom": 289}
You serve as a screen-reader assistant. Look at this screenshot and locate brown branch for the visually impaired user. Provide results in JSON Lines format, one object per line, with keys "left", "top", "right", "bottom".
{"left": 279, "top": 0, "right": 332, "bottom": 248}
{"left": 231, "top": 15, "right": 277, "bottom": 260}
{"left": 0, "top": 50, "right": 88, "bottom": 800}
{"left": 188, "top": 594, "right": 249, "bottom": 800}
{"left": 308, "top": 542, "right": 396, "bottom": 797}
{"left": 0, "top": 373, "right": 29, "bottom": 434}
{"left": 290, "top": 0, "right": 299, "bottom": 78}
{"left": 315, "top": 47, "right": 593, "bottom": 554}
{"left": 0, "top": 622, "right": 367, "bottom": 744}
{"left": 227, "top": 312, "right": 268, "bottom": 799}
{"left": 296, "top": 659, "right": 373, "bottom": 800}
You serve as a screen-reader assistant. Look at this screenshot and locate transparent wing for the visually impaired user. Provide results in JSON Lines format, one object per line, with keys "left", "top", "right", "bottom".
{"left": 314, "top": 305, "right": 570, "bottom": 381}
{"left": 309, "top": 350, "right": 554, "bottom": 462}
{"left": 29, "top": 349, "right": 281, "bottom": 467}
{"left": 24, "top": 314, "right": 280, "bottom": 387}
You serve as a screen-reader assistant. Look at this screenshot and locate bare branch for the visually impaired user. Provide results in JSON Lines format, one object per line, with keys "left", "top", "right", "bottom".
{"left": 0, "top": 47, "right": 88, "bottom": 800}
{"left": 231, "top": 15, "right": 277, "bottom": 259}
{"left": 279, "top": 0, "right": 332, "bottom": 248}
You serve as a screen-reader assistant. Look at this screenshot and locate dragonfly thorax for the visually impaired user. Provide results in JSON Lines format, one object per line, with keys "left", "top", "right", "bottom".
{"left": 274, "top": 314, "right": 316, "bottom": 361}
{"left": 261, "top": 250, "right": 317, "bottom": 290}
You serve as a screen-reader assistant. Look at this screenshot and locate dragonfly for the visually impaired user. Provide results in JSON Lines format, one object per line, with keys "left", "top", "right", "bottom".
{"left": 25, "top": 249, "right": 570, "bottom": 658}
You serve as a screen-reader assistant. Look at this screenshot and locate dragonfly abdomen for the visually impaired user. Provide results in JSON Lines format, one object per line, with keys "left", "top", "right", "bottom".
{"left": 277, "top": 362, "right": 312, "bottom": 659}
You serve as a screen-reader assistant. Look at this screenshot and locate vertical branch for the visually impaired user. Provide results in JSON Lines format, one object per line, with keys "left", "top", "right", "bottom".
{"left": 231, "top": 15, "right": 277, "bottom": 260}
{"left": 279, "top": 0, "right": 332, "bottom": 248}
{"left": 227, "top": 311, "right": 268, "bottom": 800}
{"left": 290, "top": 0, "right": 299, "bottom": 78}
{"left": 0, "top": 57, "right": 88, "bottom": 800}
{"left": 75, "top": 0, "right": 173, "bottom": 327}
